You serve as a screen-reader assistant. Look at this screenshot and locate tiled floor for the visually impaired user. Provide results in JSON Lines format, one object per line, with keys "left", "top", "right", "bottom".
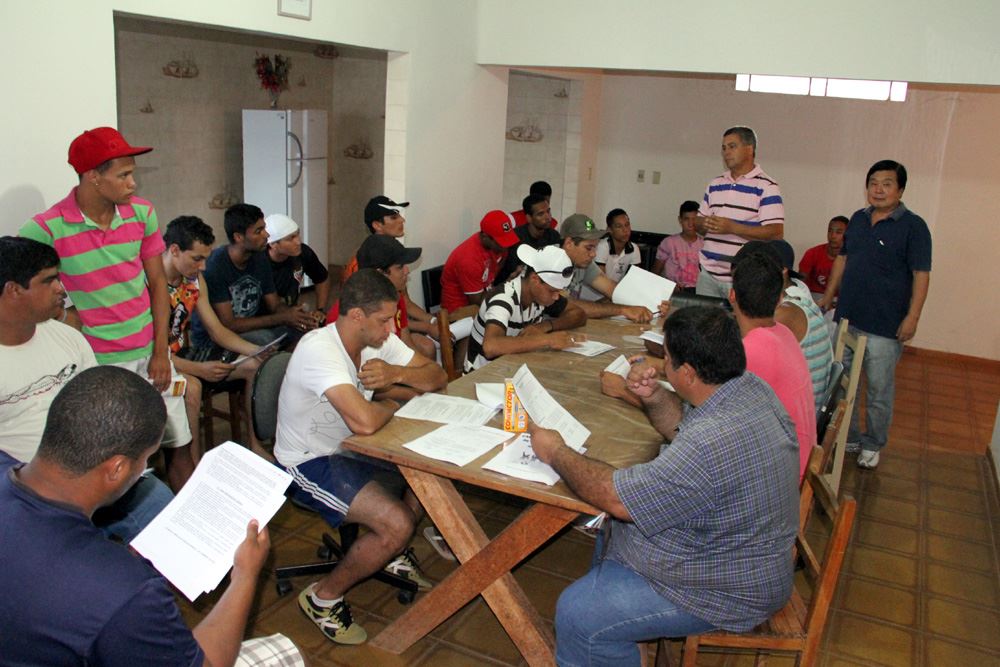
{"left": 181, "top": 349, "right": 1000, "bottom": 666}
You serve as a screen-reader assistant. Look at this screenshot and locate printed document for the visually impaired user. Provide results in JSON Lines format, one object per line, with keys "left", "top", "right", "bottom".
{"left": 403, "top": 424, "right": 512, "bottom": 467}
{"left": 482, "top": 433, "right": 560, "bottom": 485}
{"left": 131, "top": 442, "right": 291, "bottom": 601}
{"left": 612, "top": 267, "right": 676, "bottom": 314}
{"left": 511, "top": 364, "right": 589, "bottom": 452}
{"left": 395, "top": 392, "right": 498, "bottom": 426}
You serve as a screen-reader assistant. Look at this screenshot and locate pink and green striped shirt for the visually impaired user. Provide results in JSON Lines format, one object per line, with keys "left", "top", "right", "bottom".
{"left": 21, "top": 188, "right": 165, "bottom": 364}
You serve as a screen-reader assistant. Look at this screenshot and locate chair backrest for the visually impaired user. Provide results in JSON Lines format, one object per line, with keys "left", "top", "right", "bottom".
{"left": 815, "top": 360, "right": 845, "bottom": 439}
{"left": 797, "top": 454, "right": 857, "bottom": 660}
{"left": 421, "top": 264, "right": 445, "bottom": 314}
{"left": 438, "top": 309, "right": 458, "bottom": 381}
{"left": 826, "top": 319, "right": 867, "bottom": 493}
{"left": 251, "top": 352, "right": 292, "bottom": 442}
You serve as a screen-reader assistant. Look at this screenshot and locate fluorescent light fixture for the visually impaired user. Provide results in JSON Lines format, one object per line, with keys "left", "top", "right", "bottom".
{"left": 748, "top": 74, "right": 810, "bottom": 95}
{"left": 736, "top": 74, "right": 907, "bottom": 102}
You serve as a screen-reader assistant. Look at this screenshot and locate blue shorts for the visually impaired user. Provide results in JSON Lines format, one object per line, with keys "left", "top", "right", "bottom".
{"left": 284, "top": 454, "right": 399, "bottom": 528}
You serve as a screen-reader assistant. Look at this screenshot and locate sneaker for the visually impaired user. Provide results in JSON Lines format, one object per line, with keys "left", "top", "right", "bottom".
{"left": 857, "top": 450, "right": 880, "bottom": 469}
{"left": 423, "top": 526, "right": 456, "bottom": 561}
{"left": 384, "top": 547, "right": 433, "bottom": 590}
{"left": 297, "top": 583, "right": 367, "bottom": 645}
{"left": 845, "top": 440, "right": 862, "bottom": 454}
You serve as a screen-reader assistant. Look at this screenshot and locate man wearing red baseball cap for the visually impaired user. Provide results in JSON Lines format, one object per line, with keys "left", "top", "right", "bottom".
{"left": 439, "top": 209, "right": 520, "bottom": 312}
{"left": 20, "top": 127, "right": 196, "bottom": 492}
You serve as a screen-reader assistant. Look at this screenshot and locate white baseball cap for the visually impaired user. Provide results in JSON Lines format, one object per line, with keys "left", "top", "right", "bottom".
{"left": 517, "top": 245, "right": 574, "bottom": 290}
{"left": 264, "top": 214, "right": 299, "bottom": 242}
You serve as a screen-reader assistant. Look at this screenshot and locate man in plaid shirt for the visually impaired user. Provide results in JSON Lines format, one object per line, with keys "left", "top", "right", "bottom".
{"left": 532, "top": 307, "right": 800, "bottom": 666}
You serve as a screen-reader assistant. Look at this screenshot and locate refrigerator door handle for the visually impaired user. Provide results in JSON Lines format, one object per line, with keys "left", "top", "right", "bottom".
{"left": 287, "top": 131, "right": 304, "bottom": 188}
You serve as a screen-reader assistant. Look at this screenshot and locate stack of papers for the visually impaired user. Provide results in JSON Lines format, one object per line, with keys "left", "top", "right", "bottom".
{"left": 395, "top": 392, "right": 498, "bottom": 426}
{"left": 563, "top": 339, "right": 616, "bottom": 357}
{"left": 612, "top": 267, "right": 676, "bottom": 314}
{"left": 131, "top": 442, "right": 291, "bottom": 601}
{"left": 482, "top": 434, "right": 560, "bottom": 485}
{"left": 403, "top": 424, "right": 511, "bottom": 467}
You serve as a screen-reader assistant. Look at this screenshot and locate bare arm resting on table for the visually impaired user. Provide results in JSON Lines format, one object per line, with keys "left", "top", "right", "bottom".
{"left": 571, "top": 273, "right": 653, "bottom": 323}
{"left": 529, "top": 423, "right": 632, "bottom": 522}
{"left": 357, "top": 350, "right": 447, "bottom": 395}
{"left": 627, "top": 360, "right": 683, "bottom": 441}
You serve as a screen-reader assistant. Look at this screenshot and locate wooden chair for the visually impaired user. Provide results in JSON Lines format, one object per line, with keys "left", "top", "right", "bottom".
{"left": 200, "top": 378, "right": 245, "bottom": 450}
{"left": 656, "top": 450, "right": 856, "bottom": 667}
{"left": 826, "top": 319, "right": 867, "bottom": 493}
{"left": 436, "top": 305, "right": 478, "bottom": 381}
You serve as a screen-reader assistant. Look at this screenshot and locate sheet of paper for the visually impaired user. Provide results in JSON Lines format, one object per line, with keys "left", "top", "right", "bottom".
{"left": 563, "top": 339, "right": 616, "bottom": 357}
{"left": 232, "top": 333, "right": 288, "bottom": 366}
{"left": 612, "top": 267, "right": 676, "bottom": 314}
{"left": 395, "top": 392, "right": 498, "bottom": 426}
{"left": 604, "top": 354, "right": 631, "bottom": 379}
{"left": 449, "top": 316, "right": 474, "bottom": 340}
{"left": 475, "top": 382, "right": 505, "bottom": 410}
{"left": 482, "top": 433, "right": 560, "bottom": 485}
{"left": 639, "top": 329, "right": 664, "bottom": 345}
{"left": 511, "top": 364, "right": 589, "bottom": 452}
{"left": 131, "top": 442, "right": 291, "bottom": 601}
{"left": 403, "top": 424, "right": 511, "bottom": 467}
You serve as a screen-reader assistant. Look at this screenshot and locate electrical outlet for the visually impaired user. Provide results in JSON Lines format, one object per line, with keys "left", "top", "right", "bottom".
{"left": 637, "top": 169, "right": 645, "bottom": 183}
{"left": 652, "top": 171, "right": 661, "bottom": 185}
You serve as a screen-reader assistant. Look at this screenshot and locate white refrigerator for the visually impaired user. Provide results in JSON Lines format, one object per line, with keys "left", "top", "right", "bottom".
{"left": 242, "top": 109, "right": 329, "bottom": 271}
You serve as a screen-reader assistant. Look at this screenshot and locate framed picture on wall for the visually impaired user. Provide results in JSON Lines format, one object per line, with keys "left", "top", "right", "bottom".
{"left": 277, "top": 0, "right": 311, "bottom": 20}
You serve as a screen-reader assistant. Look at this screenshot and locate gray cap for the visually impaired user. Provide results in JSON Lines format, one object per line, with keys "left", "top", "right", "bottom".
{"left": 559, "top": 213, "right": 604, "bottom": 240}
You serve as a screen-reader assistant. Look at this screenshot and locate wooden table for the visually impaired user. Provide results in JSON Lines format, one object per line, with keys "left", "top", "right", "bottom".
{"left": 344, "top": 319, "right": 665, "bottom": 666}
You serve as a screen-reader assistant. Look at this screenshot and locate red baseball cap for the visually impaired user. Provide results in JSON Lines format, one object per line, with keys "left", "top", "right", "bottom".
{"left": 479, "top": 210, "right": 519, "bottom": 248}
{"left": 68, "top": 127, "right": 153, "bottom": 174}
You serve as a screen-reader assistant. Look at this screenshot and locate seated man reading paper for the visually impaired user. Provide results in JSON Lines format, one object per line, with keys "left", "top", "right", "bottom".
{"left": 0, "top": 366, "right": 302, "bottom": 667}
{"left": 274, "top": 269, "right": 447, "bottom": 646}
{"left": 531, "top": 307, "right": 799, "bottom": 666}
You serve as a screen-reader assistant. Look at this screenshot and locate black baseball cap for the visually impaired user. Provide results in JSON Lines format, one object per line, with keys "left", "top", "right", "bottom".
{"left": 364, "top": 195, "right": 410, "bottom": 227}
{"left": 357, "top": 235, "right": 422, "bottom": 271}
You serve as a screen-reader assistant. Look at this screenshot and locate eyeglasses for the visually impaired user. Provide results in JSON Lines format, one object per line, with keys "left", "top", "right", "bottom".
{"left": 537, "top": 266, "right": 574, "bottom": 279}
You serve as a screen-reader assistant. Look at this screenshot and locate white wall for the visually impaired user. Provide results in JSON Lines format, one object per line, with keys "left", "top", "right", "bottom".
{"left": 590, "top": 73, "right": 1000, "bottom": 360}
{"left": 476, "top": 0, "right": 1000, "bottom": 86}
{"left": 0, "top": 0, "right": 506, "bottom": 276}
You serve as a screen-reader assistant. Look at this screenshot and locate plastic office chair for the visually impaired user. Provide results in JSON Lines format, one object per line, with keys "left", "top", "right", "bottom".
{"left": 250, "top": 352, "right": 417, "bottom": 602}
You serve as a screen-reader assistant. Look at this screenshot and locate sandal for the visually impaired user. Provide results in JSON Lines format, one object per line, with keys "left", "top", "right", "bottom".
{"left": 423, "top": 526, "right": 456, "bottom": 561}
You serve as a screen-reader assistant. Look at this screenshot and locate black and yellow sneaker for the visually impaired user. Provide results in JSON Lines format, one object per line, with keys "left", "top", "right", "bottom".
{"left": 297, "top": 583, "right": 367, "bottom": 645}
{"left": 383, "top": 547, "right": 433, "bottom": 591}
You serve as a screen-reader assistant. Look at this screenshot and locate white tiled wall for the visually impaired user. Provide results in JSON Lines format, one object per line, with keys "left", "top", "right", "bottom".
{"left": 501, "top": 72, "right": 581, "bottom": 221}
{"left": 115, "top": 18, "right": 386, "bottom": 265}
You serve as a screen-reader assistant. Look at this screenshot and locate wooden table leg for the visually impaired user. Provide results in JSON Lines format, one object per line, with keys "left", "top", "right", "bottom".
{"left": 367, "top": 467, "right": 577, "bottom": 666}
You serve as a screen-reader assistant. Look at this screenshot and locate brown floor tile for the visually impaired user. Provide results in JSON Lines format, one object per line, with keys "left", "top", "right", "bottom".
{"left": 925, "top": 561, "right": 1000, "bottom": 607}
{"left": 840, "top": 577, "right": 917, "bottom": 625}
{"left": 859, "top": 495, "right": 920, "bottom": 528}
{"left": 924, "top": 637, "right": 1000, "bottom": 667}
{"left": 415, "top": 643, "right": 518, "bottom": 666}
{"left": 925, "top": 597, "right": 1000, "bottom": 651}
{"left": 923, "top": 464, "right": 982, "bottom": 490}
{"left": 927, "top": 508, "right": 991, "bottom": 542}
{"left": 865, "top": 474, "right": 921, "bottom": 503}
{"left": 855, "top": 520, "right": 919, "bottom": 555}
{"left": 824, "top": 612, "right": 917, "bottom": 667}
{"left": 521, "top": 530, "right": 595, "bottom": 580}
{"left": 926, "top": 483, "right": 986, "bottom": 515}
{"left": 928, "top": 417, "right": 974, "bottom": 438}
{"left": 441, "top": 598, "right": 526, "bottom": 664}
{"left": 846, "top": 545, "right": 918, "bottom": 588}
{"left": 319, "top": 615, "right": 433, "bottom": 666}
{"left": 869, "top": 455, "right": 921, "bottom": 482}
{"left": 923, "top": 450, "right": 981, "bottom": 471}
{"left": 925, "top": 533, "right": 996, "bottom": 572}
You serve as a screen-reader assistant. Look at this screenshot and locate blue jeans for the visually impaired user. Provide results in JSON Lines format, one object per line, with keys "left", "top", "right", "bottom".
{"left": 555, "top": 557, "right": 715, "bottom": 666}
{"left": 841, "top": 326, "right": 903, "bottom": 453}
{"left": 93, "top": 474, "right": 174, "bottom": 543}
{"left": 695, "top": 270, "right": 732, "bottom": 299}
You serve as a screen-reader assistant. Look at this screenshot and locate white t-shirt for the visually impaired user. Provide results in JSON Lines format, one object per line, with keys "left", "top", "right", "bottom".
{"left": 595, "top": 239, "right": 641, "bottom": 283}
{"left": 274, "top": 324, "right": 414, "bottom": 467}
{"left": 0, "top": 320, "right": 97, "bottom": 462}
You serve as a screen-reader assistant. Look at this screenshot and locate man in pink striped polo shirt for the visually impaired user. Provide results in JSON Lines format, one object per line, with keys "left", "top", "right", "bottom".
{"left": 695, "top": 126, "right": 785, "bottom": 298}
{"left": 21, "top": 127, "right": 194, "bottom": 491}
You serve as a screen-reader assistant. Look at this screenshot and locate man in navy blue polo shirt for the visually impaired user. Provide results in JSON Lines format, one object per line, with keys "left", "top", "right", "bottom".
{"left": 820, "top": 160, "right": 932, "bottom": 470}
